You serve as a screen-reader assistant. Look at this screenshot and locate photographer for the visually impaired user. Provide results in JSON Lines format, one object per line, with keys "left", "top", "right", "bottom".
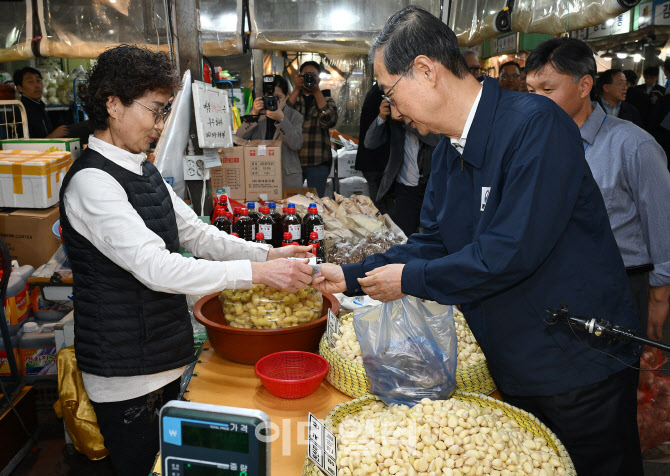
{"left": 287, "top": 61, "right": 338, "bottom": 196}
{"left": 236, "top": 76, "right": 304, "bottom": 189}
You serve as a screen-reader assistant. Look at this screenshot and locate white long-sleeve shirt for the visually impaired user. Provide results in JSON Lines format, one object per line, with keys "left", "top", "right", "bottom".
{"left": 64, "top": 135, "right": 270, "bottom": 402}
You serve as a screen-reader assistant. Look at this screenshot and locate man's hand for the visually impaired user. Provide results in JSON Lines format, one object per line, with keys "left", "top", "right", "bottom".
{"left": 379, "top": 100, "right": 391, "bottom": 120}
{"left": 266, "top": 107, "right": 284, "bottom": 122}
{"left": 312, "top": 263, "right": 347, "bottom": 294}
{"left": 251, "top": 258, "right": 313, "bottom": 293}
{"left": 47, "top": 125, "right": 69, "bottom": 138}
{"left": 358, "top": 264, "right": 406, "bottom": 302}
{"left": 295, "top": 74, "right": 305, "bottom": 91}
{"left": 267, "top": 245, "right": 313, "bottom": 260}
{"left": 250, "top": 97, "right": 265, "bottom": 115}
{"left": 648, "top": 285, "right": 670, "bottom": 340}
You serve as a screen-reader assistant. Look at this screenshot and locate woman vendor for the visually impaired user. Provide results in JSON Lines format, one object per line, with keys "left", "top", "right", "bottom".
{"left": 59, "top": 45, "right": 314, "bottom": 476}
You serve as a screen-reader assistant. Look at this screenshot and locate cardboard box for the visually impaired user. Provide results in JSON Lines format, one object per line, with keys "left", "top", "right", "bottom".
{"left": 0, "top": 205, "right": 61, "bottom": 269}
{"left": 1, "top": 138, "right": 82, "bottom": 159}
{"left": 0, "top": 150, "right": 72, "bottom": 208}
{"left": 210, "top": 146, "right": 246, "bottom": 201}
{"left": 244, "top": 140, "right": 283, "bottom": 201}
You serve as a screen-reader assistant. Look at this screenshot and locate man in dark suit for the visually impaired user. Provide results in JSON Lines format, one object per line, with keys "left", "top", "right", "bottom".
{"left": 364, "top": 98, "right": 441, "bottom": 237}
{"left": 354, "top": 83, "right": 391, "bottom": 213}
{"left": 637, "top": 66, "right": 666, "bottom": 97}
{"left": 596, "top": 69, "right": 642, "bottom": 127}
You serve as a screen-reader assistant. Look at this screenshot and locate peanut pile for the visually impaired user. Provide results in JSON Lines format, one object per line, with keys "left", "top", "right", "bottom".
{"left": 333, "top": 398, "right": 566, "bottom": 476}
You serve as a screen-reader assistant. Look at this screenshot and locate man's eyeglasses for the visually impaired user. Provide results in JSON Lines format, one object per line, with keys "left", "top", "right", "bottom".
{"left": 381, "top": 63, "right": 414, "bottom": 106}
{"left": 469, "top": 66, "right": 482, "bottom": 75}
{"left": 500, "top": 73, "right": 521, "bottom": 81}
{"left": 133, "top": 100, "right": 171, "bottom": 125}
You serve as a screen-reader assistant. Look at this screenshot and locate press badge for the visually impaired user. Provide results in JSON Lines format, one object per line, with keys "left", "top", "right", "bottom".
{"left": 480, "top": 187, "right": 491, "bottom": 211}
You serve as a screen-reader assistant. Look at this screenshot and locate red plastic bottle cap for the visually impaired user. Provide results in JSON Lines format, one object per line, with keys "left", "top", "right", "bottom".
{"left": 225, "top": 212, "right": 233, "bottom": 218}
{"left": 283, "top": 232, "right": 292, "bottom": 240}
{"left": 240, "top": 207, "right": 249, "bottom": 215}
{"left": 309, "top": 207, "right": 318, "bottom": 214}
{"left": 259, "top": 206, "right": 270, "bottom": 214}
{"left": 282, "top": 207, "right": 288, "bottom": 214}
{"left": 310, "top": 232, "right": 319, "bottom": 240}
{"left": 287, "top": 208, "right": 295, "bottom": 214}
{"left": 256, "top": 232, "right": 265, "bottom": 240}
{"left": 234, "top": 207, "right": 241, "bottom": 214}
{"left": 231, "top": 233, "right": 239, "bottom": 237}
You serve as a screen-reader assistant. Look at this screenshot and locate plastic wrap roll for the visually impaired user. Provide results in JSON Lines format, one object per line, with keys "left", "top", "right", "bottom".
{"left": 154, "top": 69, "right": 191, "bottom": 199}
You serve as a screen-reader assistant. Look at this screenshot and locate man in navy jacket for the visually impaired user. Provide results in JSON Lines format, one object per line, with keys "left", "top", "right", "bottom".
{"left": 314, "top": 7, "right": 642, "bottom": 475}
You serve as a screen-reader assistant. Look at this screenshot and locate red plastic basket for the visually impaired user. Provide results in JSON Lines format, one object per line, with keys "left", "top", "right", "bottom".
{"left": 254, "top": 351, "right": 329, "bottom": 399}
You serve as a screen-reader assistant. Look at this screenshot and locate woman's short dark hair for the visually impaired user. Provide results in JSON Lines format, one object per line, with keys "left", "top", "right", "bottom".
{"left": 369, "top": 6, "right": 468, "bottom": 80}
{"left": 273, "top": 76, "right": 289, "bottom": 96}
{"left": 79, "top": 44, "right": 180, "bottom": 130}
{"left": 13, "top": 67, "right": 41, "bottom": 87}
{"left": 526, "top": 37, "right": 596, "bottom": 83}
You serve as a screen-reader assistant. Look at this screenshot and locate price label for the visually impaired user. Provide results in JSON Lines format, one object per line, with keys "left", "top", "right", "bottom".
{"left": 203, "top": 148, "right": 221, "bottom": 169}
{"left": 326, "top": 309, "right": 341, "bottom": 347}
{"left": 308, "top": 413, "right": 337, "bottom": 476}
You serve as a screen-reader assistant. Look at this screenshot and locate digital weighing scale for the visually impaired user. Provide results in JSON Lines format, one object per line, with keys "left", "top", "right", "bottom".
{"left": 160, "top": 401, "right": 271, "bottom": 476}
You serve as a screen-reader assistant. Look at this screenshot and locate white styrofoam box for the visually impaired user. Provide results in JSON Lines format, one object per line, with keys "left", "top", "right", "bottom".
{"left": 1, "top": 138, "right": 81, "bottom": 159}
{"left": 0, "top": 151, "right": 73, "bottom": 208}
{"left": 338, "top": 176, "right": 369, "bottom": 197}
{"left": 329, "top": 148, "right": 363, "bottom": 179}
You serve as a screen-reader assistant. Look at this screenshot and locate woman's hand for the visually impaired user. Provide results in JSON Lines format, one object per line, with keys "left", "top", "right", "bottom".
{"left": 250, "top": 97, "right": 265, "bottom": 115}
{"left": 268, "top": 245, "right": 314, "bottom": 260}
{"left": 251, "top": 258, "right": 313, "bottom": 293}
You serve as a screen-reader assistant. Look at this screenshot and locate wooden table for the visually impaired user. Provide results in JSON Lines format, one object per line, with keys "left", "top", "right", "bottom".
{"left": 153, "top": 343, "right": 351, "bottom": 475}
{"left": 153, "top": 342, "right": 501, "bottom": 475}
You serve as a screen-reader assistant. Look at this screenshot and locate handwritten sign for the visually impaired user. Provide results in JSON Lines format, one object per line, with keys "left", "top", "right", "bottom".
{"left": 192, "top": 80, "right": 233, "bottom": 149}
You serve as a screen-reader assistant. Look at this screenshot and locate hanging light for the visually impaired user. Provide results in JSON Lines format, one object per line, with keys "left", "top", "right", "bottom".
{"left": 633, "top": 54, "right": 642, "bottom": 63}
{"left": 616, "top": 52, "right": 628, "bottom": 59}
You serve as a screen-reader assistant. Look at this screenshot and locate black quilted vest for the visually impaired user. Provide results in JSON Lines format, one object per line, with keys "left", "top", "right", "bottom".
{"left": 59, "top": 148, "right": 194, "bottom": 377}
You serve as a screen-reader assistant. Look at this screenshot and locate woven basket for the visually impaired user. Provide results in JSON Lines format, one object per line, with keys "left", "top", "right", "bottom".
{"left": 302, "top": 392, "right": 577, "bottom": 476}
{"left": 320, "top": 313, "right": 497, "bottom": 398}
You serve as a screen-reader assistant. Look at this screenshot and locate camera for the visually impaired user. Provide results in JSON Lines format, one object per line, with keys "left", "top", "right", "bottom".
{"left": 262, "top": 95, "right": 278, "bottom": 112}
{"left": 303, "top": 72, "right": 317, "bottom": 89}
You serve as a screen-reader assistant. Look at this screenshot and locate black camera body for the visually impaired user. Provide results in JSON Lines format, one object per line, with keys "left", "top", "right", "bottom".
{"left": 263, "top": 95, "right": 278, "bottom": 112}
{"left": 303, "top": 72, "right": 317, "bottom": 89}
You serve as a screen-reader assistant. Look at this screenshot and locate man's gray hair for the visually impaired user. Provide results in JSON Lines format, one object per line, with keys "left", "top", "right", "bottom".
{"left": 369, "top": 6, "right": 469, "bottom": 80}
{"left": 463, "top": 50, "right": 479, "bottom": 62}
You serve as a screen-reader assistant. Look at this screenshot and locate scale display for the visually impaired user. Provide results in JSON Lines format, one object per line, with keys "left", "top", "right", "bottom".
{"left": 160, "top": 401, "right": 270, "bottom": 476}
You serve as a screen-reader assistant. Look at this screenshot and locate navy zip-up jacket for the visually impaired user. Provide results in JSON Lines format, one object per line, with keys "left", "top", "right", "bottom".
{"left": 343, "top": 77, "right": 641, "bottom": 396}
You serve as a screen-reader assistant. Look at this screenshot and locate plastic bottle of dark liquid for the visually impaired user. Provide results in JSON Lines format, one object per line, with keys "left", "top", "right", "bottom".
{"left": 233, "top": 208, "right": 255, "bottom": 241}
{"left": 282, "top": 205, "right": 302, "bottom": 242}
{"left": 210, "top": 194, "right": 228, "bottom": 224}
{"left": 282, "top": 232, "right": 298, "bottom": 246}
{"left": 309, "top": 232, "right": 325, "bottom": 264}
{"left": 255, "top": 232, "right": 267, "bottom": 245}
{"left": 247, "top": 202, "right": 259, "bottom": 239}
{"left": 257, "top": 207, "right": 276, "bottom": 247}
{"left": 233, "top": 207, "right": 242, "bottom": 224}
{"left": 213, "top": 210, "right": 232, "bottom": 234}
{"left": 302, "top": 203, "right": 325, "bottom": 245}
{"left": 268, "top": 202, "right": 283, "bottom": 246}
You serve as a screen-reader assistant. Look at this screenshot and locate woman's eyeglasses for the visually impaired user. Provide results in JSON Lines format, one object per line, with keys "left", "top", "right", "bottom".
{"left": 133, "top": 100, "right": 171, "bottom": 125}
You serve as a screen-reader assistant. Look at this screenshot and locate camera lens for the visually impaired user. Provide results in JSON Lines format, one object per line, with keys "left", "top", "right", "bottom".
{"left": 263, "top": 96, "right": 278, "bottom": 112}
{"left": 303, "top": 73, "right": 316, "bottom": 88}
